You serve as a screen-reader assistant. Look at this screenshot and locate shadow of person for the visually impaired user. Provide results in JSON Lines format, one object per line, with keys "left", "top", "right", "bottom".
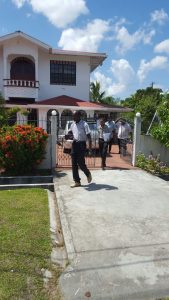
{"left": 82, "top": 183, "right": 118, "bottom": 191}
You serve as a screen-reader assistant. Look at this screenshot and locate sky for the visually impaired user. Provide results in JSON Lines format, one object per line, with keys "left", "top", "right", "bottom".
{"left": 1, "top": 0, "right": 169, "bottom": 100}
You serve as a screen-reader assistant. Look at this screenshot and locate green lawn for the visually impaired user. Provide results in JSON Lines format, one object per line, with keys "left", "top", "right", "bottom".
{"left": 0, "top": 188, "right": 62, "bottom": 300}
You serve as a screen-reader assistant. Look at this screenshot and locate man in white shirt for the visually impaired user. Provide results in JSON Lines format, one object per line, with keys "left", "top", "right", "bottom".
{"left": 105, "top": 116, "right": 116, "bottom": 153}
{"left": 98, "top": 118, "right": 110, "bottom": 170}
{"left": 66, "top": 111, "right": 92, "bottom": 188}
{"left": 116, "top": 118, "right": 132, "bottom": 155}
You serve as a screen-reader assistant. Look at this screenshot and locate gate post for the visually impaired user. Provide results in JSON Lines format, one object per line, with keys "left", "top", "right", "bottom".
{"left": 51, "top": 111, "right": 57, "bottom": 169}
{"left": 132, "top": 112, "right": 141, "bottom": 166}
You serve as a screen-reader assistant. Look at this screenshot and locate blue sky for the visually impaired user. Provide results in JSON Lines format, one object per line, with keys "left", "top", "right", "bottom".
{"left": 1, "top": 0, "right": 169, "bottom": 100}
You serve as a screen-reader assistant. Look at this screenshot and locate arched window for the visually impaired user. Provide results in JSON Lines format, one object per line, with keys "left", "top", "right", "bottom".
{"left": 10, "top": 57, "right": 35, "bottom": 81}
{"left": 61, "top": 110, "right": 73, "bottom": 129}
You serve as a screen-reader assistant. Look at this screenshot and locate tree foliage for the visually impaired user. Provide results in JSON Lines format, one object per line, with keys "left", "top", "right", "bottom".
{"left": 90, "top": 81, "right": 105, "bottom": 103}
{"left": 151, "top": 94, "right": 169, "bottom": 147}
{"left": 122, "top": 87, "right": 163, "bottom": 133}
{"left": 0, "top": 93, "right": 20, "bottom": 126}
{"left": 90, "top": 81, "right": 122, "bottom": 105}
{"left": 0, "top": 93, "right": 7, "bottom": 125}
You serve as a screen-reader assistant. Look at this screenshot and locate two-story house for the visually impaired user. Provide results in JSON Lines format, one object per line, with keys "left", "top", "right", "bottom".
{"left": 0, "top": 31, "right": 131, "bottom": 130}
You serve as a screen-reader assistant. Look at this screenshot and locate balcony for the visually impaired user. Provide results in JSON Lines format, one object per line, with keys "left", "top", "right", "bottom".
{"left": 3, "top": 79, "right": 39, "bottom": 100}
{"left": 4, "top": 79, "right": 39, "bottom": 88}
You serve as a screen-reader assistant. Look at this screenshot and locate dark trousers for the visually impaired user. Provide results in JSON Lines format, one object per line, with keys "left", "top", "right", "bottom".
{"left": 118, "top": 138, "right": 127, "bottom": 154}
{"left": 71, "top": 141, "right": 90, "bottom": 183}
{"left": 108, "top": 138, "right": 113, "bottom": 153}
{"left": 99, "top": 138, "right": 108, "bottom": 166}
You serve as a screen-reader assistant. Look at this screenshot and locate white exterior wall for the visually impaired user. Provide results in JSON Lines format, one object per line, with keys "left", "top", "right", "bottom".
{"left": 0, "top": 48, "right": 3, "bottom": 94}
{"left": 0, "top": 36, "right": 92, "bottom": 102}
{"left": 6, "top": 85, "right": 38, "bottom": 99}
{"left": 38, "top": 51, "right": 90, "bottom": 101}
{"left": 139, "top": 135, "right": 169, "bottom": 165}
{"left": 2, "top": 37, "right": 39, "bottom": 100}
{"left": 4, "top": 38, "right": 38, "bottom": 65}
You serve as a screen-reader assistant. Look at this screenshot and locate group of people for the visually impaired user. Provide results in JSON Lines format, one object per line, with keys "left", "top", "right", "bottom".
{"left": 65, "top": 111, "right": 132, "bottom": 187}
{"left": 98, "top": 116, "right": 132, "bottom": 170}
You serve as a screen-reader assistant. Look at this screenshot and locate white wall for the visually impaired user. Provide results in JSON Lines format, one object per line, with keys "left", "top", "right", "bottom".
{"left": 0, "top": 48, "right": 3, "bottom": 94}
{"left": 139, "top": 135, "right": 169, "bottom": 165}
{"left": 4, "top": 37, "right": 38, "bottom": 64}
{"left": 38, "top": 51, "right": 90, "bottom": 101}
{"left": 38, "top": 136, "right": 52, "bottom": 169}
{"left": 0, "top": 36, "right": 91, "bottom": 102}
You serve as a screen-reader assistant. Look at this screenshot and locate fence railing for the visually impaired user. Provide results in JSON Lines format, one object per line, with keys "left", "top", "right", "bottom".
{"left": 3, "top": 79, "right": 39, "bottom": 88}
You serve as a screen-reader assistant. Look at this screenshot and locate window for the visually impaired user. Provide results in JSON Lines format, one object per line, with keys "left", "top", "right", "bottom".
{"left": 50, "top": 60, "right": 76, "bottom": 85}
{"left": 11, "top": 57, "right": 35, "bottom": 81}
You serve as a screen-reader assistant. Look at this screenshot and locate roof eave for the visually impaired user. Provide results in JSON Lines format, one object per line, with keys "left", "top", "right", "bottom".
{"left": 0, "top": 31, "right": 50, "bottom": 50}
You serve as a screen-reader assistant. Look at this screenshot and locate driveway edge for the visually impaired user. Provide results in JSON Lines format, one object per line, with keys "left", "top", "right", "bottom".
{"left": 53, "top": 176, "right": 76, "bottom": 261}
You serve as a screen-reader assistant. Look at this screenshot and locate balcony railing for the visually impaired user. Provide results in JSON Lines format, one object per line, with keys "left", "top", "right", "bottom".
{"left": 3, "top": 79, "right": 39, "bottom": 88}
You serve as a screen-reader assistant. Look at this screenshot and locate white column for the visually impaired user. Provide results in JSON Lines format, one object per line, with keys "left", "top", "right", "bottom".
{"left": 3, "top": 55, "right": 8, "bottom": 99}
{"left": 38, "top": 109, "right": 47, "bottom": 131}
{"left": 51, "top": 111, "right": 57, "bottom": 168}
{"left": 132, "top": 112, "right": 141, "bottom": 166}
{"left": 35, "top": 56, "right": 39, "bottom": 101}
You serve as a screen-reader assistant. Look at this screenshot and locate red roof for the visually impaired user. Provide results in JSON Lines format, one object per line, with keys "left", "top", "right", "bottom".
{"left": 37, "top": 95, "right": 102, "bottom": 108}
{"left": 37, "top": 95, "right": 132, "bottom": 111}
{"left": 5, "top": 95, "right": 132, "bottom": 112}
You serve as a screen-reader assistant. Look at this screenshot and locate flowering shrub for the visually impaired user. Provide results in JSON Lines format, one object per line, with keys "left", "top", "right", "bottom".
{"left": 0, "top": 125, "right": 48, "bottom": 175}
{"left": 136, "top": 153, "right": 169, "bottom": 175}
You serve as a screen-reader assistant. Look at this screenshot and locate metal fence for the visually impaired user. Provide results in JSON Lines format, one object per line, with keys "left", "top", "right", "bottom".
{"left": 56, "top": 116, "right": 133, "bottom": 168}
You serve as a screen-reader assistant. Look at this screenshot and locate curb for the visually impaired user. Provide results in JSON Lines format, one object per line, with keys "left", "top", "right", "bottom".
{"left": 0, "top": 183, "right": 54, "bottom": 190}
{"left": 53, "top": 175, "right": 76, "bottom": 262}
{"left": 47, "top": 189, "right": 67, "bottom": 268}
{"left": 0, "top": 175, "right": 54, "bottom": 190}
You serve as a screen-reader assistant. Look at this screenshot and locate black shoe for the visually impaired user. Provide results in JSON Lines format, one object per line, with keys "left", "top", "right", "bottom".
{"left": 87, "top": 173, "right": 92, "bottom": 183}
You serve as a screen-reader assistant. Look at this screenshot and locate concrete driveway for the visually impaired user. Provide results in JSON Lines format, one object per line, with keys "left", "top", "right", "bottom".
{"left": 54, "top": 169, "right": 169, "bottom": 300}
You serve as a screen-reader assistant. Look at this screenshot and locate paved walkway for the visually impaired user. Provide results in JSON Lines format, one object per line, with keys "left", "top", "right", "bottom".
{"left": 54, "top": 169, "right": 169, "bottom": 300}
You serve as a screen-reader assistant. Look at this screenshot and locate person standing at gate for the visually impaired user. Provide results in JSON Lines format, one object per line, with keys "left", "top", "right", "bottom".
{"left": 115, "top": 118, "right": 132, "bottom": 155}
{"left": 105, "top": 116, "right": 116, "bottom": 153}
{"left": 98, "top": 118, "right": 111, "bottom": 170}
{"left": 65, "top": 111, "right": 92, "bottom": 188}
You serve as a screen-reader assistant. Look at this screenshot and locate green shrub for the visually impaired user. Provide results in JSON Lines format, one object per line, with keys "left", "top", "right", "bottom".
{"left": 136, "top": 153, "right": 169, "bottom": 175}
{"left": 0, "top": 125, "right": 48, "bottom": 175}
{"left": 151, "top": 98, "right": 169, "bottom": 148}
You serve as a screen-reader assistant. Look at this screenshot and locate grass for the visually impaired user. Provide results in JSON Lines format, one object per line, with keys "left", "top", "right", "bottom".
{"left": 0, "top": 188, "right": 62, "bottom": 300}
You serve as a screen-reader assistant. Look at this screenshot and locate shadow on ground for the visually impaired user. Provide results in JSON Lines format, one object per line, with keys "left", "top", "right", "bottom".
{"left": 82, "top": 183, "right": 118, "bottom": 191}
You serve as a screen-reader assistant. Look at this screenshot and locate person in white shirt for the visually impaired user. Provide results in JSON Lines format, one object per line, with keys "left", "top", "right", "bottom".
{"left": 98, "top": 118, "right": 111, "bottom": 170}
{"left": 115, "top": 118, "right": 132, "bottom": 155}
{"left": 66, "top": 111, "right": 92, "bottom": 188}
{"left": 105, "top": 116, "right": 116, "bottom": 153}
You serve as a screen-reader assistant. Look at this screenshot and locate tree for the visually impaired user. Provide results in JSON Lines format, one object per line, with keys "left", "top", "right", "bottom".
{"left": 90, "top": 81, "right": 123, "bottom": 106}
{"left": 90, "top": 81, "right": 105, "bottom": 103}
{"left": 122, "top": 87, "right": 163, "bottom": 133}
{"left": 151, "top": 93, "right": 169, "bottom": 147}
{"left": 0, "top": 93, "right": 20, "bottom": 126}
{"left": 0, "top": 93, "right": 8, "bottom": 126}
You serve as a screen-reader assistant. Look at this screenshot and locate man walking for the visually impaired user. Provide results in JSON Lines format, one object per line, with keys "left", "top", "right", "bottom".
{"left": 66, "top": 111, "right": 92, "bottom": 188}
